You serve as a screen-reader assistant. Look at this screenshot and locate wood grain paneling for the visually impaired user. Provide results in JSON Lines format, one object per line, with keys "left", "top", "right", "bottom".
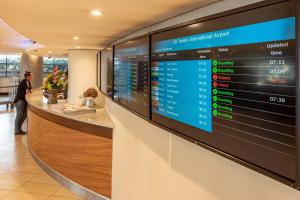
{"left": 27, "top": 109, "right": 112, "bottom": 198}
{"left": 28, "top": 104, "right": 112, "bottom": 139}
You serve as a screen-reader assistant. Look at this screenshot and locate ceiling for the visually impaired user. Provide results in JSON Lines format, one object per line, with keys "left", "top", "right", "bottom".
{"left": 0, "top": 18, "right": 41, "bottom": 54}
{"left": 0, "top": 0, "right": 218, "bottom": 57}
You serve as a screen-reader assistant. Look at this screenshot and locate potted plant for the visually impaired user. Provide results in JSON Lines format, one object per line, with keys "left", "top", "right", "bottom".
{"left": 43, "top": 66, "right": 64, "bottom": 104}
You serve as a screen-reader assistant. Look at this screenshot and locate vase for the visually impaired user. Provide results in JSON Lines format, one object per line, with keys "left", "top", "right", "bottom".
{"left": 47, "top": 89, "right": 58, "bottom": 104}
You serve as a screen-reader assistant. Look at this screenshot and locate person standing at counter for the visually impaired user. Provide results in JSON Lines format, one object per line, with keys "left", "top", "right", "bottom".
{"left": 14, "top": 71, "right": 33, "bottom": 135}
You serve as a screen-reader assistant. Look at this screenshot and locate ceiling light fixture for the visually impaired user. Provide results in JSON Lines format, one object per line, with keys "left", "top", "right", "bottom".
{"left": 91, "top": 10, "right": 102, "bottom": 16}
{"left": 48, "top": 50, "right": 52, "bottom": 54}
{"left": 73, "top": 36, "right": 79, "bottom": 41}
{"left": 76, "top": 46, "right": 80, "bottom": 49}
{"left": 189, "top": 23, "right": 201, "bottom": 28}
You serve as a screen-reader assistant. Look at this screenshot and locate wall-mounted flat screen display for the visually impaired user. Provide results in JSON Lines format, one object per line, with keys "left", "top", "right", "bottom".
{"left": 151, "top": 1, "right": 296, "bottom": 180}
{"left": 114, "top": 37, "right": 149, "bottom": 117}
{"left": 100, "top": 47, "right": 113, "bottom": 97}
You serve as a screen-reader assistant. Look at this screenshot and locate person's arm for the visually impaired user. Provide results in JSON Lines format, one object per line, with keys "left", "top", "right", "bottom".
{"left": 26, "top": 81, "right": 32, "bottom": 93}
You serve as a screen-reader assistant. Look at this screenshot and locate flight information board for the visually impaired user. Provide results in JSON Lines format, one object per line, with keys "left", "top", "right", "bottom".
{"left": 151, "top": 1, "right": 296, "bottom": 180}
{"left": 114, "top": 37, "right": 149, "bottom": 117}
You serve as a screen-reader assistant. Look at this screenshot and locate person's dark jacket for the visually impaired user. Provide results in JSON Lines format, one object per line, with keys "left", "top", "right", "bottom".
{"left": 13, "top": 79, "right": 32, "bottom": 103}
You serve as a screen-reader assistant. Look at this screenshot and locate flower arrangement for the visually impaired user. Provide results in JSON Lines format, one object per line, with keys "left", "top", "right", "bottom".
{"left": 43, "top": 66, "right": 64, "bottom": 91}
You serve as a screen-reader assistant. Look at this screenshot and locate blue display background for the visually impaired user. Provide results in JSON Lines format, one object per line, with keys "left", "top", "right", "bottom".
{"left": 116, "top": 46, "right": 148, "bottom": 56}
{"left": 152, "top": 60, "right": 212, "bottom": 132}
{"left": 153, "top": 17, "right": 295, "bottom": 53}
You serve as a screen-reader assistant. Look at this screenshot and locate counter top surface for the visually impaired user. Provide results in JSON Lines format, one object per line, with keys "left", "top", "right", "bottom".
{"left": 26, "top": 89, "right": 114, "bottom": 129}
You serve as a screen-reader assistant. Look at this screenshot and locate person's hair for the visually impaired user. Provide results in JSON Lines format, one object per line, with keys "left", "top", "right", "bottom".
{"left": 64, "top": 70, "right": 68, "bottom": 77}
{"left": 24, "top": 71, "right": 32, "bottom": 78}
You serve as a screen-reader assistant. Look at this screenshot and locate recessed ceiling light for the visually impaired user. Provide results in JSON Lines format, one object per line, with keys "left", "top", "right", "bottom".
{"left": 189, "top": 23, "right": 201, "bottom": 28}
{"left": 48, "top": 50, "right": 52, "bottom": 54}
{"left": 91, "top": 10, "right": 102, "bottom": 16}
{"left": 73, "top": 36, "right": 79, "bottom": 41}
{"left": 76, "top": 46, "right": 80, "bottom": 49}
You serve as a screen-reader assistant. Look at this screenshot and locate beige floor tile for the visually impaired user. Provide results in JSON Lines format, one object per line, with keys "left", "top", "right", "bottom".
{"left": 0, "top": 171, "right": 38, "bottom": 183}
{"left": 10, "top": 164, "right": 42, "bottom": 174}
{"left": 0, "top": 178, "right": 25, "bottom": 190}
{"left": 51, "top": 187, "right": 81, "bottom": 199}
{"left": 29, "top": 174, "right": 60, "bottom": 186}
{"left": 1, "top": 191, "right": 49, "bottom": 200}
{"left": 0, "top": 170, "right": 9, "bottom": 175}
{"left": 0, "top": 164, "right": 16, "bottom": 172}
{"left": 20, "top": 159, "right": 38, "bottom": 166}
{"left": 0, "top": 189, "right": 11, "bottom": 199}
{"left": 16, "top": 182, "right": 60, "bottom": 195}
{"left": 0, "top": 157, "right": 25, "bottom": 166}
{"left": 47, "top": 197, "right": 83, "bottom": 200}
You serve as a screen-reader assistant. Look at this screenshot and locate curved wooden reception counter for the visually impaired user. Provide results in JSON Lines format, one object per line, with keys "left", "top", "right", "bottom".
{"left": 26, "top": 90, "right": 113, "bottom": 200}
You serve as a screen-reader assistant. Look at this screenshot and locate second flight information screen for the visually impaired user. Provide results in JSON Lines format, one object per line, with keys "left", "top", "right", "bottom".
{"left": 151, "top": 1, "right": 296, "bottom": 180}
{"left": 114, "top": 37, "right": 149, "bottom": 117}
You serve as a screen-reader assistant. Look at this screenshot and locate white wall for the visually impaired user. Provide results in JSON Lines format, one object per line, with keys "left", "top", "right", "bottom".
{"left": 107, "top": 0, "right": 300, "bottom": 200}
{"left": 68, "top": 49, "right": 98, "bottom": 104}
{"left": 20, "top": 53, "right": 43, "bottom": 88}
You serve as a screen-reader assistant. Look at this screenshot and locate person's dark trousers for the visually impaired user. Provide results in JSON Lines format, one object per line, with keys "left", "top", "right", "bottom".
{"left": 14, "top": 100, "right": 27, "bottom": 133}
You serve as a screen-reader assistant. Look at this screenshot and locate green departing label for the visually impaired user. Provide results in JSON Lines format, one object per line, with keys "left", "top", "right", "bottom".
{"left": 217, "top": 90, "right": 234, "bottom": 97}
{"left": 217, "top": 68, "right": 234, "bottom": 73}
{"left": 217, "top": 111, "right": 233, "bottom": 120}
{"left": 217, "top": 97, "right": 232, "bottom": 104}
{"left": 217, "top": 60, "right": 234, "bottom": 66}
{"left": 212, "top": 60, "right": 234, "bottom": 66}
{"left": 217, "top": 105, "right": 233, "bottom": 112}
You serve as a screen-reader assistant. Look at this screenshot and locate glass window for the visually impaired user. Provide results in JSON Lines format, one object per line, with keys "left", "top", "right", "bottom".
{"left": 0, "top": 63, "right": 6, "bottom": 77}
{"left": 0, "top": 55, "right": 6, "bottom": 63}
{"left": 0, "top": 55, "right": 20, "bottom": 77}
{"left": 43, "top": 57, "right": 68, "bottom": 76}
{"left": 6, "top": 55, "right": 20, "bottom": 64}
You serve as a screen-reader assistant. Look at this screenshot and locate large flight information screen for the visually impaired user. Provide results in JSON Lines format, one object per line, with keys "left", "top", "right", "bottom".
{"left": 151, "top": 1, "right": 296, "bottom": 180}
{"left": 114, "top": 37, "right": 149, "bottom": 117}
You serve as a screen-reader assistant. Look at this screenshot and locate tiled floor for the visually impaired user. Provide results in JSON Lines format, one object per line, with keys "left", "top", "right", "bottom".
{"left": 0, "top": 105, "right": 84, "bottom": 200}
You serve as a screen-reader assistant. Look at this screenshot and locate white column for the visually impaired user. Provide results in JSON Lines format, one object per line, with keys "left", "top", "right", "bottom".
{"left": 68, "top": 49, "right": 98, "bottom": 104}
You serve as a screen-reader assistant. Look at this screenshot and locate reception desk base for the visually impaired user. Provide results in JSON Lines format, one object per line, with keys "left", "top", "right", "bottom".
{"left": 27, "top": 104, "right": 113, "bottom": 200}
{"left": 29, "top": 146, "right": 109, "bottom": 200}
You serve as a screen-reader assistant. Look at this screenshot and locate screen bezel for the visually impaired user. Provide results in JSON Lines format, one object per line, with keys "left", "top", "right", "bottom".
{"left": 104, "top": 0, "right": 299, "bottom": 189}
{"left": 295, "top": 0, "right": 300, "bottom": 189}
{"left": 96, "top": 51, "right": 101, "bottom": 90}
